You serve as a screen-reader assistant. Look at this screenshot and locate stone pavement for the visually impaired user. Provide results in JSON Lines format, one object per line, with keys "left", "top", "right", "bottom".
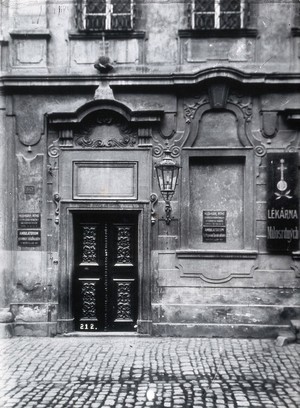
{"left": 0, "top": 336, "right": 299, "bottom": 408}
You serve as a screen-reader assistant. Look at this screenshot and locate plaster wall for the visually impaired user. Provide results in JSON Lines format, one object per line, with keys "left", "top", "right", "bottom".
{"left": 2, "top": 0, "right": 300, "bottom": 74}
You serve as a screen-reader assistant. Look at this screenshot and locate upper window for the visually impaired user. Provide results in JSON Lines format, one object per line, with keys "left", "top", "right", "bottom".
{"left": 78, "top": 0, "right": 134, "bottom": 31}
{"left": 191, "top": 0, "right": 245, "bottom": 30}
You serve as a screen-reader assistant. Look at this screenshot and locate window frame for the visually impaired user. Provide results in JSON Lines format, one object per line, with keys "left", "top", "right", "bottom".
{"left": 191, "top": 0, "right": 246, "bottom": 30}
{"left": 80, "top": 0, "right": 134, "bottom": 32}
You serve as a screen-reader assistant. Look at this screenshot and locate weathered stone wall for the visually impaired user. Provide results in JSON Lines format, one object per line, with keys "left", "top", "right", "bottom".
{"left": 1, "top": 1, "right": 300, "bottom": 336}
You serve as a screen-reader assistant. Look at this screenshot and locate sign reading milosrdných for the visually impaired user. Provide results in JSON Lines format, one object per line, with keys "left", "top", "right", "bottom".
{"left": 267, "top": 153, "right": 299, "bottom": 252}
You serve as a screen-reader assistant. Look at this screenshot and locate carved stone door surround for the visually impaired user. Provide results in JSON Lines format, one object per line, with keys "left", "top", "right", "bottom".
{"left": 47, "top": 99, "right": 163, "bottom": 335}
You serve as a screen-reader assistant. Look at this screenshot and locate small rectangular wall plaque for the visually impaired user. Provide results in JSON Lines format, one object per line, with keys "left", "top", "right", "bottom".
{"left": 202, "top": 211, "right": 226, "bottom": 242}
{"left": 18, "top": 230, "right": 41, "bottom": 247}
{"left": 18, "top": 213, "right": 41, "bottom": 229}
{"left": 24, "top": 186, "right": 35, "bottom": 195}
{"left": 73, "top": 161, "right": 138, "bottom": 199}
{"left": 267, "top": 153, "right": 299, "bottom": 252}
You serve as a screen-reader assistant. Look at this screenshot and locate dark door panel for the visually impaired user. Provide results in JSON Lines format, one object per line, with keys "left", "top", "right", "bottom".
{"left": 73, "top": 212, "right": 138, "bottom": 332}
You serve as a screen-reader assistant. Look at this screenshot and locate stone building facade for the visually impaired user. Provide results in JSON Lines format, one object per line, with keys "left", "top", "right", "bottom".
{"left": 0, "top": 0, "right": 300, "bottom": 337}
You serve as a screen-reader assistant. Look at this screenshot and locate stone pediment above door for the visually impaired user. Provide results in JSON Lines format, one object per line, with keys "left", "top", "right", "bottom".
{"left": 74, "top": 110, "right": 138, "bottom": 148}
{"left": 47, "top": 99, "right": 164, "bottom": 154}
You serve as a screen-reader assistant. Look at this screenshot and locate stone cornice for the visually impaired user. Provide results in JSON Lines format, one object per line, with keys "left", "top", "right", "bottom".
{"left": 3, "top": 67, "right": 300, "bottom": 88}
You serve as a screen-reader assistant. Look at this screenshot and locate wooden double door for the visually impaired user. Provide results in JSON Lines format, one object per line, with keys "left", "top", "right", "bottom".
{"left": 73, "top": 212, "right": 138, "bottom": 332}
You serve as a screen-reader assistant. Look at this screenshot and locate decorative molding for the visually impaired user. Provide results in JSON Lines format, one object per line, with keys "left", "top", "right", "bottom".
{"left": 183, "top": 96, "right": 209, "bottom": 124}
{"left": 227, "top": 91, "right": 252, "bottom": 123}
{"left": 48, "top": 141, "right": 61, "bottom": 158}
{"left": 75, "top": 112, "right": 137, "bottom": 148}
{"left": 285, "top": 145, "right": 298, "bottom": 153}
{"left": 58, "top": 129, "right": 73, "bottom": 147}
{"left": 183, "top": 90, "right": 253, "bottom": 147}
{"left": 153, "top": 143, "right": 181, "bottom": 158}
{"left": 176, "top": 263, "right": 258, "bottom": 284}
{"left": 150, "top": 193, "right": 158, "bottom": 225}
{"left": 138, "top": 127, "right": 152, "bottom": 145}
{"left": 5, "top": 68, "right": 300, "bottom": 88}
{"left": 208, "top": 83, "right": 229, "bottom": 109}
{"left": 254, "top": 144, "right": 267, "bottom": 157}
{"left": 176, "top": 250, "right": 258, "bottom": 259}
{"left": 53, "top": 193, "right": 61, "bottom": 224}
{"left": 16, "top": 281, "right": 41, "bottom": 292}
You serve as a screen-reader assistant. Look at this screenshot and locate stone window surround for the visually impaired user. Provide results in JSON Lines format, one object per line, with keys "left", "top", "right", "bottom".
{"left": 76, "top": 0, "right": 134, "bottom": 32}
{"left": 191, "top": 0, "right": 246, "bottom": 30}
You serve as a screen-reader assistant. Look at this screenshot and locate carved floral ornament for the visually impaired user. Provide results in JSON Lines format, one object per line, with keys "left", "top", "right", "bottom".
{"left": 47, "top": 101, "right": 164, "bottom": 154}
{"left": 74, "top": 112, "right": 138, "bottom": 148}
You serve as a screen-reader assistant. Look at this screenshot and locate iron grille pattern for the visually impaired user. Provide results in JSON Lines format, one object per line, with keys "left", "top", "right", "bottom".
{"left": 116, "top": 226, "right": 132, "bottom": 264}
{"left": 193, "top": 0, "right": 243, "bottom": 30}
{"left": 116, "top": 282, "right": 132, "bottom": 320}
{"left": 82, "top": 226, "right": 97, "bottom": 264}
{"left": 220, "top": 0, "right": 240, "bottom": 29}
{"left": 81, "top": 282, "right": 97, "bottom": 319}
{"left": 78, "top": 0, "right": 134, "bottom": 31}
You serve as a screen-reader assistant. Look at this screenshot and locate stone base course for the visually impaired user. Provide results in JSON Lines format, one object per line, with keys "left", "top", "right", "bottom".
{"left": 0, "top": 337, "right": 299, "bottom": 408}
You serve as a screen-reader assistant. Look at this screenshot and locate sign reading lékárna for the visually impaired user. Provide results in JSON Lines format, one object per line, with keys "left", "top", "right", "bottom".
{"left": 267, "top": 153, "right": 299, "bottom": 252}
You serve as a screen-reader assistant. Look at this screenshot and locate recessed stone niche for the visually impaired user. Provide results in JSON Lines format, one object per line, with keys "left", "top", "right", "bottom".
{"left": 189, "top": 156, "right": 244, "bottom": 249}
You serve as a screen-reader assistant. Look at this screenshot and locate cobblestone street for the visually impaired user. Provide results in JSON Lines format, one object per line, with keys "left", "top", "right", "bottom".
{"left": 0, "top": 336, "right": 299, "bottom": 408}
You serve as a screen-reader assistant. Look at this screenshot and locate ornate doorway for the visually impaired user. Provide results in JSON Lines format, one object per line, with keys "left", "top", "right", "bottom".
{"left": 73, "top": 212, "right": 138, "bottom": 332}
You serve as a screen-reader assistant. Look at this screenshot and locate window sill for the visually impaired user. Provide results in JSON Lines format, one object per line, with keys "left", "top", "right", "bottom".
{"left": 68, "top": 30, "right": 146, "bottom": 40}
{"left": 178, "top": 29, "right": 258, "bottom": 38}
{"left": 10, "top": 30, "right": 51, "bottom": 39}
{"left": 176, "top": 249, "right": 258, "bottom": 259}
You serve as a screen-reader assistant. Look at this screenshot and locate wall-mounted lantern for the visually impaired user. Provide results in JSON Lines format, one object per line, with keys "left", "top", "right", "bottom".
{"left": 155, "top": 149, "right": 180, "bottom": 225}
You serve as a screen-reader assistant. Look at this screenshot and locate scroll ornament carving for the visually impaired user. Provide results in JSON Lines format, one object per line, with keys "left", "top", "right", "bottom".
{"left": 285, "top": 145, "right": 298, "bottom": 153}
{"left": 75, "top": 114, "right": 137, "bottom": 148}
{"left": 153, "top": 143, "right": 181, "bottom": 158}
{"left": 184, "top": 96, "right": 209, "bottom": 124}
{"left": 227, "top": 92, "right": 253, "bottom": 123}
{"left": 48, "top": 143, "right": 60, "bottom": 158}
{"left": 254, "top": 145, "right": 267, "bottom": 157}
{"left": 116, "top": 282, "right": 132, "bottom": 320}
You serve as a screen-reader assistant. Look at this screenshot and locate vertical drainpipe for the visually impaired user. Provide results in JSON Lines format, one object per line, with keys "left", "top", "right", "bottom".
{"left": 0, "top": 84, "right": 14, "bottom": 333}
